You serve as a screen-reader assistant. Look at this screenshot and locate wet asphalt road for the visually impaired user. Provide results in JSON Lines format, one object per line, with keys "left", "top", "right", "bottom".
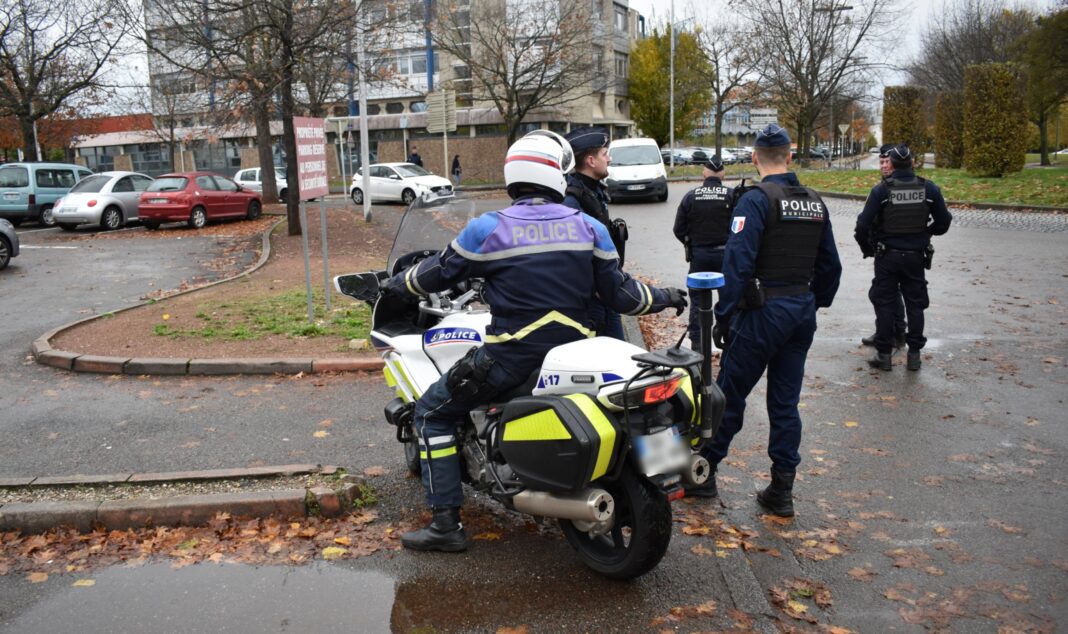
{"left": 1, "top": 186, "right": 1067, "bottom": 632}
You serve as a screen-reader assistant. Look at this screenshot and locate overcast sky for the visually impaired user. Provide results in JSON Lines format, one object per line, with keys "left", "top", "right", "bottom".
{"left": 626, "top": 0, "right": 1058, "bottom": 90}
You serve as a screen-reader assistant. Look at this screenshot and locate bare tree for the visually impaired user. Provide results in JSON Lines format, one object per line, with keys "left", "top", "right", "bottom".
{"left": 906, "top": 0, "right": 1036, "bottom": 93}
{"left": 432, "top": 0, "right": 597, "bottom": 144}
{"left": 692, "top": 18, "right": 762, "bottom": 155}
{"left": 734, "top": 0, "right": 892, "bottom": 158}
{"left": 0, "top": 0, "right": 136, "bottom": 161}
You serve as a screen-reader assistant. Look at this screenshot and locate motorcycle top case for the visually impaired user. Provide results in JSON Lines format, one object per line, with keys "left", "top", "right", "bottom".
{"left": 496, "top": 394, "right": 622, "bottom": 492}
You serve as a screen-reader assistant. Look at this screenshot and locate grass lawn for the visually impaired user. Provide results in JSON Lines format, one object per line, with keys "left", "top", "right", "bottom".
{"left": 799, "top": 167, "right": 1068, "bottom": 208}
{"left": 152, "top": 287, "right": 371, "bottom": 345}
{"left": 1025, "top": 153, "right": 1068, "bottom": 165}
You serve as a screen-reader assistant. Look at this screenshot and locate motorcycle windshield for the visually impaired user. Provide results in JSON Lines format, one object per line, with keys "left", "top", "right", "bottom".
{"left": 387, "top": 195, "right": 503, "bottom": 273}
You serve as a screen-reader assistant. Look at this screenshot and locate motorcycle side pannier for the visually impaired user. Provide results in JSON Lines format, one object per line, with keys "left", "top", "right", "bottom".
{"left": 496, "top": 394, "right": 621, "bottom": 492}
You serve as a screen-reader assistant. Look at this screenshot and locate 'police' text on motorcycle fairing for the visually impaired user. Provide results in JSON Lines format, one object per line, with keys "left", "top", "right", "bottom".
{"left": 424, "top": 327, "right": 482, "bottom": 347}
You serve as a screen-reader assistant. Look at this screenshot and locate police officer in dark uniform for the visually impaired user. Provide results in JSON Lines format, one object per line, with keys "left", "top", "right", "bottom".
{"left": 687, "top": 124, "right": 842, "bottom": 517}
{"left": 861, "top": 143, "right": 906, "bottom": 349}
{"left": 673, "top": 154, "right": 733, "bottom": 349}
{"left": 385, "top": 130, "right": 687, "bottom": 552}
{"left": 561, "top": 126, "right": 627, "bottom": 340}
{"left": 855, "top": 143, "right": 952, "bottom": 371}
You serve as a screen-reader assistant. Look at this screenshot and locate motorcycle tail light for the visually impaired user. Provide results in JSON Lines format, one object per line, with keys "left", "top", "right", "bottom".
{"left": 607, "top": 376, "right": 682, "bottom": 408}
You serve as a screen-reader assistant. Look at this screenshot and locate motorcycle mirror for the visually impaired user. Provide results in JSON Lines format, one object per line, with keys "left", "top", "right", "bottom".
{"left": 334, "top": 272, "right": 384, "bottom": 302}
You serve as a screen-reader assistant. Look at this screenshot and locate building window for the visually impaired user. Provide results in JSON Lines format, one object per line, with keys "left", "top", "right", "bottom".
{"left": 592, "top": 0, "right": 603, "bottom": 19}
{"left": 385, "top": 102, "right": 405, "bottom": 114}
{"left": 614, "top": 5, "right": 627, "bottom": 32}
{"left": 614, "top": 52, "right": 628, "bottom": 77}
{"left": 410, "top": 101, "right": 427, "bottom": 112}
{"left": 592, "top": 45, "right": 604, "bottom": 74}
{"left": 367, "top": 104, "right": 381, "bottom": 115}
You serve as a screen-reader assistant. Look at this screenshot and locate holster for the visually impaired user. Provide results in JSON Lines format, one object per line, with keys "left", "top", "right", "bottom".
{"left": 923, "top": 243, "right": 934, "bottom": 270}
{"left": 874, "top": 242, "right": 887, "bottom": 258}
{"left": 446, "top": 348, "right": 497, "bottom": 402}
{"left": 683, "top": 238, "right": 692, "bottom": 263}
{"left": 610, "top": 218, "right": 629, "bottom": 266}
{"left": 738, "top": 278, "right": 765, "bottom": 310}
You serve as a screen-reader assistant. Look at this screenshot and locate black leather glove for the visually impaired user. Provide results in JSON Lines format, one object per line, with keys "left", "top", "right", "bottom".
{"left": 712, "top": 321, "right": 729, "bottom": 350}
{"left": 665, "top": 287, "right": 688, "bottom": 317}
{"left": 379, "top": 276, "right": 400, "bottom": 299}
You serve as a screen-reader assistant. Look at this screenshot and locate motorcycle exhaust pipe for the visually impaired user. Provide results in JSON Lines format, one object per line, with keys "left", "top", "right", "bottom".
{"left": 682, "top": 454, "right": 711, "bottom": 486}
{"left": 512, "top": 488, "right": 614, "bottom": 523}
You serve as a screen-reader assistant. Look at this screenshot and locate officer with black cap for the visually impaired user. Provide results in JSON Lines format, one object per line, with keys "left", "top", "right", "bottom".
{"left": 855, "top": 143, "right": 952, "bottom": 371}
{"left": 686, "top": 123, "right": 842, "bottom": 518}
{"left": 860, "top": 143, "right": 906, "bottom": 348}
{"left": 673, "top": 154, "right": 733, "bottom": 349}
{"left": 562, "top": 126, "right": 627, "bottom": 340}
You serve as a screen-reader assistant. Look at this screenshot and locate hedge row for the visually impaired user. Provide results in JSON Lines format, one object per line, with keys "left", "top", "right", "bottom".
{"left": 934, "top": 91, "right": 964, "bottom": 169}
{"left": 882, "top": 86, "right": 928, "bottom": 162}
{"left": 963, "top": 63, "right": 1027, "bottom": 177}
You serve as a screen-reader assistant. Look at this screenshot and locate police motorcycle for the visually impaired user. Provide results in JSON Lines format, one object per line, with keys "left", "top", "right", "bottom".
{"left": 335, "top": 194, "right": 726, "bottom": 579}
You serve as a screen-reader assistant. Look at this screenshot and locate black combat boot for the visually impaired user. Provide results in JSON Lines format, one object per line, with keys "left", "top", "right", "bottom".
{"left": 894, "top": 331, "right": 907, "bottom": 349}
{"left": 400, "top": 507, "right": 468, "bottom": 552}
{"left": 756, "top": 469, "right": 795, "bottom": 517}
{"left": 868, "top": 352, "right": 892, "bottom": 371}
{"left": 907, "top": 350, "right": 922, "bottom": 371}
{"left": 861, "top": 333, "right": 876, "bottom": 346}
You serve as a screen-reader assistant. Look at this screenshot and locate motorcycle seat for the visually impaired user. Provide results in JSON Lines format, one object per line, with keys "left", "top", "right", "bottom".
{"left": 493, "top": 368, "right": 540, "bottom": 403}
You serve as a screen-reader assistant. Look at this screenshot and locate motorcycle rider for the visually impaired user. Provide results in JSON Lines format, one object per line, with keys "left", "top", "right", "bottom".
{"left": 381, "top": 130, "right": 689, "bottom": 553}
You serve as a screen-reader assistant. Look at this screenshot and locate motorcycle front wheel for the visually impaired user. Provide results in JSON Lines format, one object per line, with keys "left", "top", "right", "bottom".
{"left": 560, "top": 465, "right": 672, "bottom": 580}
{"left": 403, "top": 429, "right": 421, "bottom": 476}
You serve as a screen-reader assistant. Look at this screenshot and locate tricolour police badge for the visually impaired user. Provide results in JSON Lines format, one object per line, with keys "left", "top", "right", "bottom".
{"left": 731, "top": 216, "right": 746, "bottom": 233}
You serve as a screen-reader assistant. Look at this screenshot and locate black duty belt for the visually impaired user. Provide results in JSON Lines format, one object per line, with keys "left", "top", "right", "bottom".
{"left": 763, "top": 284, "right": 810, "bottom": 299}
{"left": 884, "top": 248, "right": 924, "bottom": 256}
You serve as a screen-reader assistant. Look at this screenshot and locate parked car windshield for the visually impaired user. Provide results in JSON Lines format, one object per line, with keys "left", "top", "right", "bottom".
{"left": 395, "top": 164, "right": 430, "bottom": 178}
{"left": 0, "top": 167, "right": 29, "bottom": 188}
{"left": 610, "top": 146, "right": 662, "bottom": 166}
{"left": 147, "top": 177, "right": 189, "bottom": 192}
{"left": 68, "top": 175, "right": 110, "bottom": 193}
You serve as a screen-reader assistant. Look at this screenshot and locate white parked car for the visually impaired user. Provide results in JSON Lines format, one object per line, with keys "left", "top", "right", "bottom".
{"left": 234, "top": 167, "right": 288, "bottom": 199}
{"left": 52, "top": 171, "right": 154, "bottom": 231}
{"left": 349, "top": 163, "right": 454, "bottom": 206}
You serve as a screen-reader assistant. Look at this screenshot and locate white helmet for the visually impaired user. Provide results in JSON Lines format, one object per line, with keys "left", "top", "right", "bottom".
{"left": 504, "top": 130, "right": 575, "bottom": 202}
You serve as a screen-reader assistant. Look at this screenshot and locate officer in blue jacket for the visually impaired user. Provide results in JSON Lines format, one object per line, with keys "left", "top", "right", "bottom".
{"left": 382, "top": 130, "right": 688, "bottom": 552}
{"left": 687, "top": 124, "right": 842, "bottom": 518}
{"left": 561, "top": 126, "right": 626, "bottom": 340}
{"left": 855, "top": 143, "right": 952, "bottom": 371}
{"left": 673, "top": 154, "right": 733, "bottom": 349}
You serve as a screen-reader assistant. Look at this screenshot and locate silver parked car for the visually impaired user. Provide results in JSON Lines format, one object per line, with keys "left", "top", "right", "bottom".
{"left": 0, "top": 218, "right": 19, "bottom": 270}
{"left": 234, "top": 167, "right": 288, "bottom": 199}
{"left": 53, "top": 171, "right": 155, "bottom": 231}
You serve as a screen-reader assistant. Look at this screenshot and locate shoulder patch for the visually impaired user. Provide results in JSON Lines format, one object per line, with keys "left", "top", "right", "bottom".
{"left": 731, "top": 216, "right": 746, "bottom": 234}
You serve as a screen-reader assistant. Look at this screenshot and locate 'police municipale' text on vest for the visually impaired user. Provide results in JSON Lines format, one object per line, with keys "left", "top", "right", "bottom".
{"left": 752, "top": 183, "right": 827, "bottom": 285}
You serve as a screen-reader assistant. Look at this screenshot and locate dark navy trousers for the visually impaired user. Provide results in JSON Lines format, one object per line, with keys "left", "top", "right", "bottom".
{"left": 591, "top": 302, "right": 625, "bottom": 340}
{"left": 412, "top": 347, "right": 525, "bottom": 508}
{"left": 869, "top": 250, "right": 928, "bottom": 353}
{"left": 686, "top": 245, "right": 725, "bottom": 346}
{"left": 703, "top": 295, "right": 817, "bottom": 474}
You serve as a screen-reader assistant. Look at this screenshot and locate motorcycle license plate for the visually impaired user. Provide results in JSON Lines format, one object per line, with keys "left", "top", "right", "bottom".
{"left": 634, "top": 427, "right": 689, "bottom": 476}
{"left": 3, "top": 192, "right": 17, "bottom": 200}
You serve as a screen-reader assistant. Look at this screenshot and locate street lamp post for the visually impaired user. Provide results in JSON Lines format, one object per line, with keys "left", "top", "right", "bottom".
{"left": 669, "top": 0, "right": 674, "bottom": 169}
{"left": 815, "top": 3, "right": 852, "bottom": 168}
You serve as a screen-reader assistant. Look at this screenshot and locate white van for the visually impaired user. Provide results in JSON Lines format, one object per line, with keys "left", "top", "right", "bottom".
{"left": 606, "top": 137, "right": 668, "bottom": 202}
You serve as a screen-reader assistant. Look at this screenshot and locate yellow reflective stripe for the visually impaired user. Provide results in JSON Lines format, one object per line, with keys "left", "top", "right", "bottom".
{"left": 502, "top": 409, "right": 572, "bottom": 441}
{"left": 383, "top": 366, "right": 397, "bottom": 388}
{"left": 404, "top": 267, "right": 419, "bottom": 295}
{"left": 678, "top": 374, "right": 698, "bottom": 424}
{"left": 419, "top": 446, "right": 458, "bottom": 460}
{"left": 640, "top": 283, "right": 654, "bottom": 315}
{"left": 392, "top": 362, "right": 420, "bottom": 399}
{"left": 483, "top": 310, "right": 594, "bottom": 344}
{"left": 564, "top": 394, "right": 616, "bottom": 481}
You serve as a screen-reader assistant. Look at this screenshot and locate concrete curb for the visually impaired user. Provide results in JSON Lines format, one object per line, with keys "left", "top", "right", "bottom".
{"left": 31, "top": 216, "right": 386, "bottom": 376}
{"left": 0, "top": 465, "right": 366, "bottom": 534}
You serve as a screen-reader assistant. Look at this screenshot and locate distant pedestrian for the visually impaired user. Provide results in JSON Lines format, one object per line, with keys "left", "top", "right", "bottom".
{"left": 854, "top": 143, "right": 953, "bottom": 371}
{"left": 408, "top": 147, "right": 423, "bottom": 167}
{"left": 451, "top": 154, "right": 462, "bottom": 186}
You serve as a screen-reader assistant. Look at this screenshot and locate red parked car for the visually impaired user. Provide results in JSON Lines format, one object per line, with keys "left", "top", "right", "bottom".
{"left": 138, "top": 172, "right": 262, "bottom": 230}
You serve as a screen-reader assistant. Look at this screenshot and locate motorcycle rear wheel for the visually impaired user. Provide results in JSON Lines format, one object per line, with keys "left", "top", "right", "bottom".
{"left": 560, "top": 466, "right": 672, "bottom": 580}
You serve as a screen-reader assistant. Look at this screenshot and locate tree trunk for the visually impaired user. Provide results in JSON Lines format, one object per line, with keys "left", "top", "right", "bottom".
{"left": 254, "top": 98, "right": 279, "bottom": 201}
{"left": 280, "top": 4, "right": 301, "bottom": 236}
{"left": 1038, "top": 112, "right": 1049, "bottom": 167}
{"left": 20, "top": 117, "right": 38, "bottom": 162}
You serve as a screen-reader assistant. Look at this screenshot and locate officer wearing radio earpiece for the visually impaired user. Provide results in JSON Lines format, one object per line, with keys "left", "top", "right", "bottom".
{"left": 854, "top": 143, "right": 952, "bottom": 372}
